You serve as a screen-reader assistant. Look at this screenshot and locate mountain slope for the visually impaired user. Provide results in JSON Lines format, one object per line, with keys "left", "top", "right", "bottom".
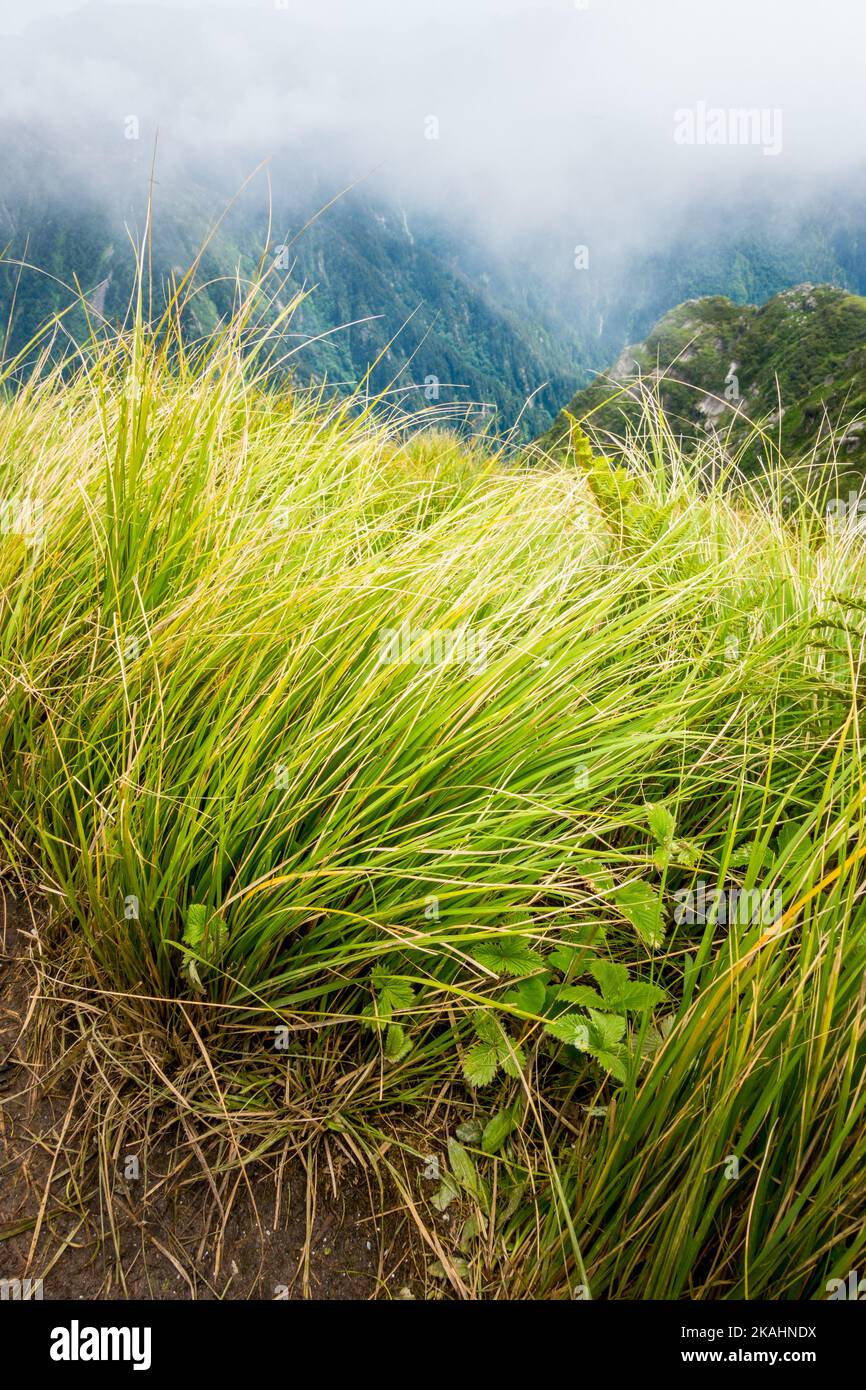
{"left": 9, "top": 118, "right": 866, "bottom": 446}
{"left": 0, "top": 134, "right": 591, "bottom": 438}
{"left": 541, "top": 284, "right": 866, "bottom": 483}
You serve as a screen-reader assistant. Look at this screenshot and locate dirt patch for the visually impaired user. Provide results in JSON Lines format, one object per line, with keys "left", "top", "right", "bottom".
{"left": 0, "top": 889, "right": 428, "bottom": 1300}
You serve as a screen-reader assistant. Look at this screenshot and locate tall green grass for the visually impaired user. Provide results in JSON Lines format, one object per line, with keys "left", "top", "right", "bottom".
{"left": 1, "top": 271, "right": 865, "bottom": 1298}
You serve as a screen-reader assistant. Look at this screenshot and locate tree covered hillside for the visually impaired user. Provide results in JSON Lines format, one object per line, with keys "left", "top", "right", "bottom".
{"left": 542, "top": 285, "right": 866, "bottom": 489}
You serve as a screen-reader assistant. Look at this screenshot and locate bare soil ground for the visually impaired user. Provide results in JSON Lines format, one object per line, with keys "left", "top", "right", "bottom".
{"left": 0, "top": 889, "right": 428, "bottom": 1300}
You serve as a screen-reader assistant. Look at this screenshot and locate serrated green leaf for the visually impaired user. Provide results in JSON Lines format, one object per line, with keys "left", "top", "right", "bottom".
{"left": 183, "top": 903, "right": 207, "bottom": 949}
{"left": 572, "top": 859, "right": 616, "bottom": 896}
{"left": 549, "top": 942, "right": 591, "bottom": 976}
{"left": 587, "top": 1008, "right": 627, "bottom": 1050}
{"left": 544, "top": 1012, "right": 590, "bottom": 1049}
{"left": 614, "top": 880, "right": 665, "bottom": 947}
{"left": 364, "top": 971, "right": 415, "bottom": 1029}
{"left": 503, "top": 975, "right": 546, "bottom": 1014}
{"left": 617, "top": 979, "right": 667, "bottom": 1011}
{"left": 646, "top": 802, "right": 676, "bottom": 845}
{"left": 376, "top": 974, "right": 415, "bottom": 1013}
{"left": 500, "top": 1042, "right": 526, "bottom": 1079}
{"left": 183, "top": 904, "right": 226, "bottom": 961}
{"left": 593, "top": 1046, "right": 629, "bottom": 1083}
{"left": 467, "top": 1009, "right": 524, "bottom": 1081}
{"left": 588, "top": 958, "right": 629, "bottom": 1004}
{"left": 472, "top": 936, "right": 545, "bottom": 977}
{"left": 463, "top": 1041, "right": 499, "bottom": 1088}
{"left": 472, "top": 1009, "right": 502, "bottom": 1045}
{"left": 558, "top": 983, "right": 606, "bottom": 1008}
{"left": 384, "top": 1023, "right": 412, "bottom": 1063}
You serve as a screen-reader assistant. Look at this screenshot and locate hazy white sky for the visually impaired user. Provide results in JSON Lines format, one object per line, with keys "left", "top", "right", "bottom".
{"left": 0, "top": 0, "right": 863, "bottom": 246}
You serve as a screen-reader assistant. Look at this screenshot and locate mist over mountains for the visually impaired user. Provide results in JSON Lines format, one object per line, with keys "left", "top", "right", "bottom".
{"left": 3, "top": 0, "right": 866, "bottom": 436}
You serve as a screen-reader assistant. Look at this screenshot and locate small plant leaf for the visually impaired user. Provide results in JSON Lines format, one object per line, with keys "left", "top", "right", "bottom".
{"left": 447, "top": 1138, "right": 484, "bottom": 1200}
{"left": 363, "top": 969, "right": 415, "bottom": 1029}
{"left": 503, "top": 975, "right": 546, "bottom": 1013}
{"left": 646, "top": 802, "right": 676, "bottom": 845}
{"left": 384, "top": 1023, "right": 412, "bottom": 1063}
{"left": 544, "top": 1012, "right": 590, "bottom": 1049}
{"left": 499, "top": 1042, "right": 526, "bottom": 1079}
{"left": 549, "top": 942, "right": 591, "bottom": 976}
{"left": 472, "top": 937, "right": 545, "bottom": 977}
{"left": 588, "top": 958, "right": 629, "bottom": 1003}
{"left": 587, "top": 1008, "right": 627, "bottom": 1050}
{"left": 481, "top": 1106, "right": 517, "bottom": 1155}
{"left": 614, "top": 880, "right": 664, "bottom": 947}
{"left": 455, "top": 1118, "right": 483, "bottom": 1144}
{"left": 463, "top": 1042, "right": 499, "bottom": 1088}
{"left": 558, "top": 983, "right": 606, "bottom": 1008}
{"left": 593, "top": 1046, "right": 629, "bottom": 1083}
{"left": 617, "top": 979, "right": 667, "bottom": 1011}
{"left": 183, "top": 903, "right": 207, "bottom": 949}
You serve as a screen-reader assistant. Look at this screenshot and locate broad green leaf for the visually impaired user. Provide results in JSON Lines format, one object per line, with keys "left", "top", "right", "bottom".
{"left": 614, "top": 880, "right": 665, "bottom": 947}
{"left": 588, "top": 958, "right": 629, "bottom": 1004}
{"left": 503, "top": 975, "right": 546, "bottom": 1013}
{"left": 572, "top": 858, "right": 616, "bottom": 896}
{"left": 499, "top": 1042, "right": 526, "bottom": 1079}
{"left": 587, "top": 1008, "right": 627, "bottom": 1049}
{"left": 447, "top": 1138, "right": 484, "bottom": 1201}
{"left": 183, "top": 903, "right": 207, "bottom": 949}
{"left": 481, "top": 1107, "right": 517, "bottom": 1155}
{"left": 472, "top": 1009, "right": 504, "bottom": 1045}
{"left": 549, "top": 942, "right": 591, "bottom": 975}
{"left": 673, "top": 839, "right": 701, "bottom": 867}
{"left": 370, "top": 968, "right": 415, "bottom": 1016}
{"left": 428, "top": 1257, "right": 470, "bottom": 1280}
{"left": 593, "top": 1046, "right": 629, "bottom": 1083}
{"left": 617, "top": 979, "right": 667, "bottom": 1011}
{"left": 431, "top": 1174, "right": 460, "bottom": 1211}
{"left": 558, "top": 983, "right": 606, "bottom": 1009}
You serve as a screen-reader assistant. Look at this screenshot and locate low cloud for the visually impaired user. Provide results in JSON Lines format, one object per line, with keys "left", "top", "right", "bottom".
{"left": 1, "top": 0, "right": 865, "bottom": 259}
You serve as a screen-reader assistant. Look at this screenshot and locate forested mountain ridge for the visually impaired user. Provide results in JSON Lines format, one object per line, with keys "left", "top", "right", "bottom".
{"left": 0, "top": 135, "right": 591, "bottom": 438}
{"left": 541, "top": 284, "right": 866, "bottom": 486}
{"left": 6, "top": 120, "right": 866, "bottom": 446}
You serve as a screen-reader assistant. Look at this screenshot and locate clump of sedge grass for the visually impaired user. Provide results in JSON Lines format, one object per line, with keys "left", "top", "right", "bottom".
{"left": 0, "top": 249, "right": 865, "bottom": 1299}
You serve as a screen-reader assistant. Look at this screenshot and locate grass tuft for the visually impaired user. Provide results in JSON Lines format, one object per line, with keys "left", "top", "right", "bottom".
{"left": 1, "top": 261, "right": 865, "bottom": 1298}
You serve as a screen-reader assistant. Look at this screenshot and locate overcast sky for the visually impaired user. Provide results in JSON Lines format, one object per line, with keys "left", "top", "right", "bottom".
{"left": 0, "top": 0, "right": 863, "bottom": 250}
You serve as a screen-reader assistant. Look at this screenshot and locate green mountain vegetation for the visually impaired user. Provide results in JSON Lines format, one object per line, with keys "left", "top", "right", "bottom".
{"left": 8, "top": 124, "right": 866, "bottom": 446}
{"left": 2, "top": 274, "right": 865, "bottom": 1299}
{"left": 542, "top": 284, "right": 866, "bottom": 489}
{"left": 0, "top": 137, "right": 591, "bottom": 439}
